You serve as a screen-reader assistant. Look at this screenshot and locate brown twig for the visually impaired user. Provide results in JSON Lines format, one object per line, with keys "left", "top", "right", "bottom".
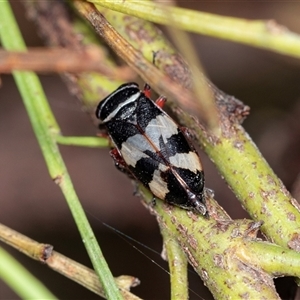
{"left": 74, "top": 0, "right": 225, "bottom": 130}
{"left": 0, "top": 47, "right": 134, "bottom": 79}
{"left": 0, "top": 223, "right": 141, "bottom": 300}
{"left": 24, "top": 0, "right": 131, "bottom": 113}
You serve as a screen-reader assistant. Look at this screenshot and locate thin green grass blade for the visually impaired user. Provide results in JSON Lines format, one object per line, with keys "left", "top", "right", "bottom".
{"left": 0, "top": 2, "right": 122, "bottom": 299}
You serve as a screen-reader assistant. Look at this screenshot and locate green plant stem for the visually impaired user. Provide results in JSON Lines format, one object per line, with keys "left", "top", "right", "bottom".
{"left": 0, "top": 246, "right": 57, "bottom": 299}
{"left": 189, "top": 122, "right": 300, "bottom": 251}
{"left": 0, "top": 2, "right": 122, "bottom": 299}
{"left": 244, "top": 241, "right": 300, "bottom": 277}
{"left": 92, "top": 0, "right": 300, "bottom": 59}
{"left": 56, "top": 135, "right": 109, "bottom": 147}
{"left": 160, "top": 226, "right": 188, "bottom": 300}
{"left": 139, "top": 186, "right": 283, "bottom": 299}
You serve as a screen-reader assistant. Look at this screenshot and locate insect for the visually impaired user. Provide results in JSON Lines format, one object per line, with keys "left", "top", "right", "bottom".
{"left": 96, "top": 82, "right": 208, "bottom": 217}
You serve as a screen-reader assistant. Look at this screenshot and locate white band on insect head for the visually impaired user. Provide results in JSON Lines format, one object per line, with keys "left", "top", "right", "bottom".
{"left": 103, "top": 91, "right": 141, "bottom": 123}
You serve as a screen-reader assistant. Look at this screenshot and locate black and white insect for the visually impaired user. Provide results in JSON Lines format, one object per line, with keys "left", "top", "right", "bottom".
{"left": 96, "top": 82, "right": 208, "bottom": 217}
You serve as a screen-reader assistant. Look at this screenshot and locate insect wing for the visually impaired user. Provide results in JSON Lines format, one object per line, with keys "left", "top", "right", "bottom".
{"left": 107, "top": 119, "right": 170, "bottom": 199}
{"left": 136, "top": 97, "right": 204, "bottom": 187}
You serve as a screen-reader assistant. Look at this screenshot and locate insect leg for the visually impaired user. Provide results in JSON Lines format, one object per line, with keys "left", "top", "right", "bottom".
{"left": 143, "top": 82, "right": 166, "bottom": 108}
{"left": 155, "top": 95, "right": 167, "bottom": 108}
{"left": 143, "top": 83, "right": 151, "bottom": 98}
